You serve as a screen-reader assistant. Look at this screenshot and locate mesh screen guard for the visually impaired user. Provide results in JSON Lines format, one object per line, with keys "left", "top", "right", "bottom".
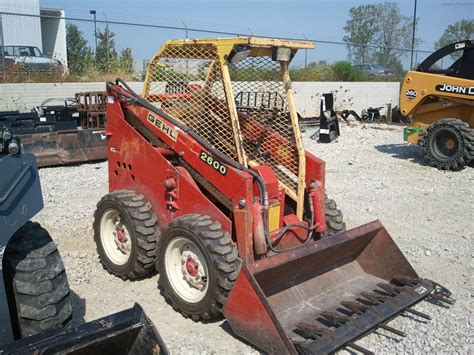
{"left": 143, "top": 39, "right": 307, "bottom": 214}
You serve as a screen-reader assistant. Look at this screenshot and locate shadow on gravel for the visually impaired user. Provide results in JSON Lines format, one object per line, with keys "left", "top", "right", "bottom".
{"left": 70, "top": 290, "right": 87, "bottom": 326}
{"left": 425, "top": 298, "right": 451, "bottom": 309}
{"left": 219, "top": 321, "right": 261, "bottom": 352}
{"left": 372, "top": 330, "right": 403, "bottom": 343}
{"left": 155, "top": 284, "right": 226, "bottom": 324}
{"left": 401, "top": 313, "right": 429, "bottom": 324}
{"left": 374, "top": 144, "right": 427, "bottom": 167}
{"left": 376, "top": 144, "right": 474, "bottom": 170}
{"left": 38, "top": 159, "right": 106, "bottom": 170}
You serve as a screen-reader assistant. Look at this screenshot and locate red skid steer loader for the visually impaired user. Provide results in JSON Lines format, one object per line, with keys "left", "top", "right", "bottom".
{"left": 94, "top": 37, "right": 454, "bottom": 354}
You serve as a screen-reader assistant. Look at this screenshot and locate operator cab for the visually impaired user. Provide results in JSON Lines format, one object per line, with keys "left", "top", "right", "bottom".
{"left": 417, "top": 39, "right": 474, "bottom": 80}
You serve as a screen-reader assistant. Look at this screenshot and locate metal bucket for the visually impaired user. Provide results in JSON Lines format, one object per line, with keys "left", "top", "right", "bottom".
{"left": 20, "top": 129, "right": 107, "bottom": 167}
{"left": 0, "top": 303, "right": 168, "bottom": 354}
{"left": 224, "top": 220, "right": 452, "bottom": 354}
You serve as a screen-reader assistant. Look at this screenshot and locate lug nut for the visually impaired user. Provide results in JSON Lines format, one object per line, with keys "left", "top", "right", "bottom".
{"left": 8, "top": 140, "right": 19, "bottom": 154}
{"left": 3, "top": 130, "right": 11, "bottom": 141}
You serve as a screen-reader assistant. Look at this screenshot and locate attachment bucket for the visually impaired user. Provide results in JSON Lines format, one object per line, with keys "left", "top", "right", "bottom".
{"left": 0, "top": 303, "right": 168, "bottom": 354}
{"left": 20, "top": 129, "right": 107, "bottom": 167}
{"left": 223, "top": 220, "right": 452, "bottom": 354}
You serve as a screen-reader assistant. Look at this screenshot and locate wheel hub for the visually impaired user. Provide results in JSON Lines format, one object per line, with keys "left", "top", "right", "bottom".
{"left": 185, "top": 257, "right": 199, "bottom": 276}
{"left": 430, "top": 126, "right": 461, "bottom": 161}
{"left": 116, "top": 226, "right": 127, "bottom": 243}
{"left": 445, "top": 138, "right": 455, "bottom": 150}
{"left": 100, "top": 209, "right": 132, "bottom": 266}
{"left": 112, "top": 217, "right": 131, "bottom": 254}
{"left": 181, "top": 250, "right": 206, "bottom": 290}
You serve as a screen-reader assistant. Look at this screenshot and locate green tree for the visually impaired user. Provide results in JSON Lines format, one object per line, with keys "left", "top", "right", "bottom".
{"left": 66, "top": 23, "right": 90, "bottom": 76}
{"left": 95, "top": 25, "right": 117, "bottom": 73}
{"left": 343, "top": 2, "right": 420, "bottom": 71}
{"left": 119, "top": 48, "right": 134, "bottom": 74}
{"left": 373, "top": 2, "right": 416, "bottom": 70}
{"left": 331, "top": 61, "right": 364, "bottom": 81}
{"left": 435, "top": 19, "right": 474, "bottom": 59}
{"left": 343, "top": 4, "right": 381, "bottom": 64}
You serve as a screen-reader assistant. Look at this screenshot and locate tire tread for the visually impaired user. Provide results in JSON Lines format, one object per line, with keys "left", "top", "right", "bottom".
{"left": 93, "top": 190, "right": 159, "bottom": 280}
{"left": 157, "top": 214, "right": 241, "bottom": 321}
{"left": 4, "top": 222, "right": 72, "bottom": 338}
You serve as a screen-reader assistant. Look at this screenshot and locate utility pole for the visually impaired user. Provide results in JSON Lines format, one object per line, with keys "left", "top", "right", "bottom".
{"left": 103, "top": 12, "right": 109, "bottom": 72}
{"left": 410, "top": 0, "right": 417, "bottom": 70}
{"left": 181, "top": 20, "right": 188, "bottom": 39}
{"left": 181, "top": 21, "right": 189, "bottom": 72}
{"left": 90, "top": 10, "right": 97, "bottom": 55}
{"left": 303, "top": 34, "right": 308, "bottom": 68}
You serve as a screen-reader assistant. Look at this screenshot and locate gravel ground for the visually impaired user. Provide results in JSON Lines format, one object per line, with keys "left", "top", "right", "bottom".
{"left": 34, "top": 122, "right": 473, "bottom": 354}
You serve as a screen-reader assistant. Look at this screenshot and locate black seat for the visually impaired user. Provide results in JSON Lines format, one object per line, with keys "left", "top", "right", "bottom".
{"left": 457, "top": 48, "right": 474, "bottom": 80}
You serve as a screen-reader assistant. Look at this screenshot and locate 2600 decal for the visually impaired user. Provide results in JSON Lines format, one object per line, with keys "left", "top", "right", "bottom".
{"left": 200, "top": 151, "right": 227, "bottom": 176}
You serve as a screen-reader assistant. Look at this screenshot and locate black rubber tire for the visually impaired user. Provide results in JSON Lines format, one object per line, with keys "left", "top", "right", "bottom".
{"left": 93, "top": 190, "right": 159, "bottom": 280}
{"left": 3, "top": 222, "right": 72, "bottom": 338}
{"left": 323, "top": 196, "right": 346, "bottom": 237}
{"left": 420, "top": 118, "right": 473, "bottom": 171}
{"left": 157, "top": 214, "right": 241, "bottom": 321}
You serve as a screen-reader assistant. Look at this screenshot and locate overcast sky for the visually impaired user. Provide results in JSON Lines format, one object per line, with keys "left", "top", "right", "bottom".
{"left": 39, "top": 0, "right": 474, "bottom": 67}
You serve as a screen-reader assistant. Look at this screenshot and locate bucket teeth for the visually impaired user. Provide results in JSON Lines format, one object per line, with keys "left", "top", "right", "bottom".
{"left": 392, "top": 276, "right": 421, "bottom": 286}
{"left": 289, "top": 277, "right": 452, "bottom": 355}
{"left": 360, "top": 291, "right": 387, "bottom": 304}
{"left": 431, "top": 280, "right": 453, "bottom": 298}
{"left": 346, "top": 342, "right": 375, "bottom": 355}
{"left": 378, "top": 323, "right": 406, "bottom": 337}
{"left": 429, "top": 293, "right": 455, "bottom": 305}
{"left": 295, "top": 322, "right": 332, "bottom": 338}
{"left": 405, "top": 308, "right": 432, "bottom": 320}
{"left": 341, "top": 301, "right": 368, "bottom": 315}
{"left": 377, "top": 283, "right": 402, "bottom": 296}
{"left": 320, "top": 311, "right": 352, "bottom": 326}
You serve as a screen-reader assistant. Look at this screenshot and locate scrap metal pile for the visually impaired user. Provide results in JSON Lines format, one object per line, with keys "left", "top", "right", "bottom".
{"left": 0, "top": 92, "right": 107, "bottom": 167}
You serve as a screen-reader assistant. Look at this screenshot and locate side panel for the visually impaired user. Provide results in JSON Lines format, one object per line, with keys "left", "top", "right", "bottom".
{"left": 0, "top": 153, "right": 43, "bottom": 346}
{"left": 105, "top": 101, "right": 232, "bottom": 233}
{"left": 223, "top": 266, "right": 296, "bottom": 355}
{"left": 410, "top": 101, "right": 474, "bottom": 128}
{"left": 0, "top": 272, "right": 12, "bottom": 345}
{"left": 400, "top": 71, "right": 474, "bottom": 119}
{"left": 0, "top": 154, "right": 43, "bottom": 248}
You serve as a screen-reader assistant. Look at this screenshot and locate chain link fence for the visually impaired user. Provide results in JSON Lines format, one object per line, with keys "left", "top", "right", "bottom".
{"left": 0, "top": 10, "right": 439, "bottom": 83}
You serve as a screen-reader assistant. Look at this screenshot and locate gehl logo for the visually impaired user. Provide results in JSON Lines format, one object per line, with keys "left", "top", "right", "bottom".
{"left": 147, "top": 113, "right": 178, "bottom": 141}
{"left": 436, "top": 83, "right": 474, "bottom": 96}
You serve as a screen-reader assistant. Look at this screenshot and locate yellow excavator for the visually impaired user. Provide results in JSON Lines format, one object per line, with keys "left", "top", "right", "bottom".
{"left": 400, "top": 40, "right": 473, "bottom": 170}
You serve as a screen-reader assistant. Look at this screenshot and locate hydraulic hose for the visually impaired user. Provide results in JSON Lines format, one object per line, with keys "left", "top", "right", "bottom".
{"left": 106, "top": 79, "right": 314, "bottom": 253}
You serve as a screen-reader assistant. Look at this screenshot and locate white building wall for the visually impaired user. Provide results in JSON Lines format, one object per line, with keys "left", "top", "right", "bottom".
{"left": 0, "top": 0, "right": 42, "bottom": 49}
{"left": 40, "top": 9, "right": 67, "bottom": 66}
{"left": 292, "top": 82, "right": 401, "bottom": 117}
{"left": 0, "top": 81, "right": 400, "bottom": 115}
